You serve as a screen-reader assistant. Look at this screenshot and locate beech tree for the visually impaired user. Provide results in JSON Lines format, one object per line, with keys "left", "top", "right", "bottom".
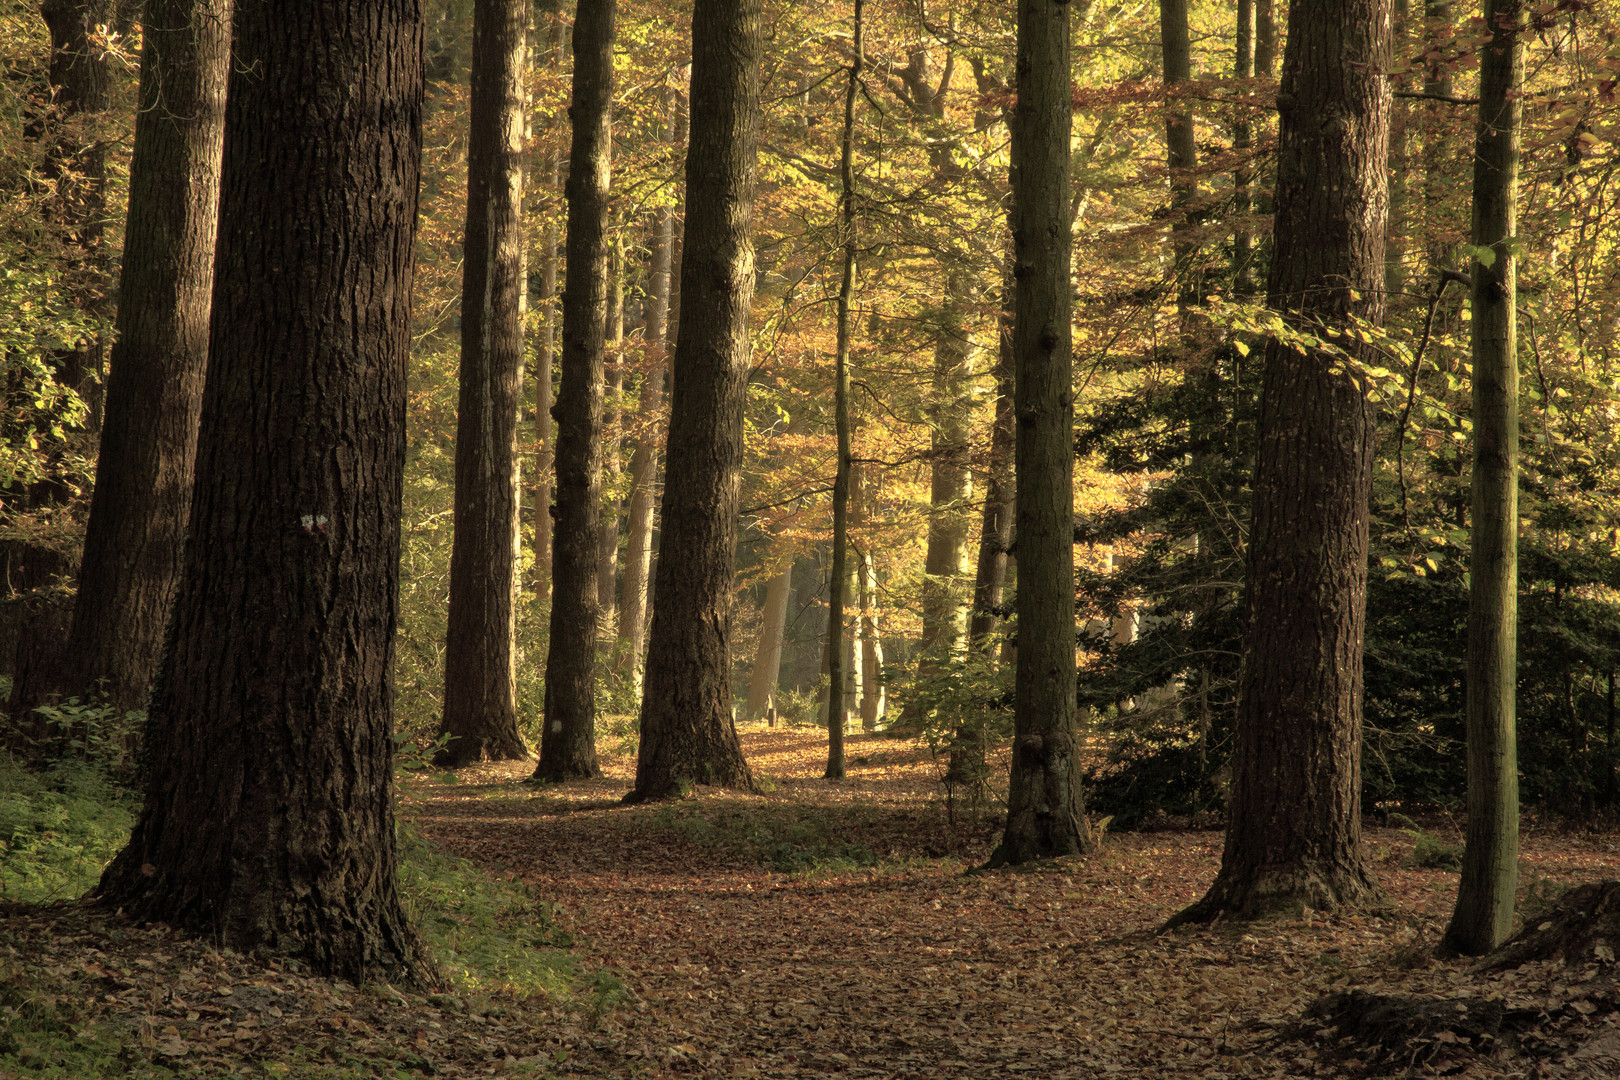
{"left": 628, "top": 0, "right": 762, "bottom": 802}
{"left": 536, "top": 0, "right": 616, "bottom": 782}
{"left": 97, "top": 0, "right": 427, "bottom": 982}
{"left": 1443, "top": 0, "right": 1523, "bottom": 956}
{"left": 1168, "top": 0, "right": 1391, "bottom": 924}
{"left": 437, "top": 0, "right": 529, "bottom": 767}
{"left": 61, "top": 0, "right": 231, "bottom": 713}
{"left": 990, "top": 0, "right": 1094, "bottom": 866}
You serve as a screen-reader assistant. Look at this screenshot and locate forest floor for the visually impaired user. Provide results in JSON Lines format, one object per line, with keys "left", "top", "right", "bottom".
{"left": 5, "top": 723, "right": 1620, "bottom": 1078}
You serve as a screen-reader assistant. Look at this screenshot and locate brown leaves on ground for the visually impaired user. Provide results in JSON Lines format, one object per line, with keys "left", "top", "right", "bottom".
{"left": 5, "top": 724, "right": 1620, "bottom": 1078}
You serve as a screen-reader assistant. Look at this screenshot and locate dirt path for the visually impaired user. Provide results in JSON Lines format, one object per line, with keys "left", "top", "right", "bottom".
{"left": 406, "top": 727, "right": 1610, "bottom": 1079}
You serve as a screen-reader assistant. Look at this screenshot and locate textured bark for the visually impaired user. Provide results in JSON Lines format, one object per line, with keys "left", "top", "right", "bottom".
{"left": 628, "top": 0, "right": 762, "bottom": 802}
{"left": 1233, "top": 0, "right": 1255, "bottom": 289}
{"left": 536, "top": 0, "right": 615, "bottom": 782}
{"left": 1443, "top": 0, "right": 1521, "bottom": 958}
{"left": 531, "top": 18, "right": 565, "bottom": 601}
{"left": 1168, "top": 0, "right": 1390, "bottom": 925}
{"left": 437, "top": 0, "right": 529, "bottom": 767}
{"left": 1256, "top": 0, "right": 1278, "bottom": 75}
{"left": 62, "top": 0, "right": 231, "bottom": 714}
{"left": 96, "top": 0, "right": 426, "bottom": 984}
{"left": 745, "top": 556, "right": 792, "bottom": 720}
{"left": 824, "top": 0, "right": 862, "bottom": 781}
{"left": 990, "top": 0, "right": 1093, "bottom": 867}
{"left": 597, "top": 233, "right": 625, "bottom": 631}
{"left": 1161, "top": 0, "right": 1197, "bottom": 308}
{"left": 1422, "top": 0, "right": 1455, "bottom": 274}
{"left": 1385, "top": 0, "right": 1410, "bottom": 299}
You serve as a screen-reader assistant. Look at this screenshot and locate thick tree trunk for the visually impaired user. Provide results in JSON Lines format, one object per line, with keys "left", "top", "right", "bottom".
{"left": 824, "top": 0, "right": 862, "bottom": 781}
{"left": 990, "top": 0, "right": 1094, "bottom": 867}
{"left": 96, "top": 0, "right": 426, "bottom": 984}
{"left": 437, "top": 0, "right": 529, "bottom": 767}
{"left": 536, "top": 0, "right": 615, "bottom": 782}
{"left": 628, "top": 0, "right": 762, "bottom": 802}
{"left": 1161, "top": 0, "right": 1197, "bottom": 309}
{"left": 1233, "top": 0, "right": 1255, "bottom": 289}
{"left": 1168, "top": 0, "right": 1390, "bottom": 925}
{"left": 62, "top": 0, "right": 230, "bottom": 714}
{"left": 1443, "top": 0, "right": 1521, "bottom": 958}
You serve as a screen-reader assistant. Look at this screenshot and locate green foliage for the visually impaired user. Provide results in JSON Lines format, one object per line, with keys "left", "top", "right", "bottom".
{"left": 0, "top": 758, "right": 135, "bottom": 903}
{"left": 396, "top": 823, "right": 577, "bottom": 1000}
{"left": 649, "top": 803, "right": 883, "bottom": 876}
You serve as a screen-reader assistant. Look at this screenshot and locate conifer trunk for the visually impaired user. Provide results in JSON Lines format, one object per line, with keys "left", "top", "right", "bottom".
{"left": 531, "top": 17, "right": 564, "bottom": 601}
{"left": 438, "top": 0, "right": 529, "bottom": 766}
{"left": 63, "top": 0, "right": 231, "bottom": 713}
{"left": 97, "top": 0, "right": 427, "bottom": 983}
{"left": 537, "top": 0, "right": 616, "bottom": 781}
{"left": 629, "top": 0, "right": 762, "bottom": 802}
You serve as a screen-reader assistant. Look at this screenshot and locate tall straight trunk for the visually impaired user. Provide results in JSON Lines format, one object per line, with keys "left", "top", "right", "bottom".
{"left": 990, "top": 0, "right": 1093, "bottom": 867}
{"left": 536, "top": 0, "right": 615, "bottom": 781}
{"left": 617, "top": 101, "right": 680, "bottom": 687}
{"left": 951, "top": 256, "right": 1015, "bottom": 784}
{"left": 1443, "top": 0, "right": 1521, "bottom": 957}
{"left": 628, "top": 0, "right": 762, "bottom": 802}
{"left": 63, "top": 0, "right": 231, "bottom": 713}
{"left": 532, "top": 17, "right": 565, "bottom": 601}
{"left": 745, "top": 555, "right": 793, "bottom": 719}
{"left": 824, "top": 0, "right": 862, "bottom": 781}
{"left": 1256, "top": 0, "right": 1277, "bottom": 75}
{"left": 1160, "top": 0, "right": 1196, "bottom": 309}
{"left": 96, "top": 0, "right": 426, "bottom": 983}
{"left": 855, "top": 461, "right": 884, "bottom": 729}
{"left": 598, "top": 231, "right": 625, "bottom": 631}
{"left": 438, "top": 0, "right": 529, "bottom": 767}
{"left": 1233, "top": 0, "right": 1255, "bottom": 290}
{"left": 1168, "top": 0, "right": 1390, "bottom": 925}
{"left": 618, "top": 178, "right": 681, "bottom": 686}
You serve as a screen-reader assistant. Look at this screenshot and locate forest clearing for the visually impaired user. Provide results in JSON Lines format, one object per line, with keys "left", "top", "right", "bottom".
{"left": 6, "top": 726, "right": 1620, "bottom": 1079}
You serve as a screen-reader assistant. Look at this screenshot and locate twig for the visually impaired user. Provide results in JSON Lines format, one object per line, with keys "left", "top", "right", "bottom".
{"left": 1395, "top": 269, "right": 1471, "bottom": 533}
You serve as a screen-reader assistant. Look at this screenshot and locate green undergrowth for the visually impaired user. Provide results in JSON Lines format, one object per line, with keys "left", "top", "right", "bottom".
{"left": 0, "top": 758, "right": 137, "bottom": 903}
{"left": 648, "top": 802, "right": 912, "bottom": 876}
{"left": 396, "top": 821, "right": 581, "bottom": 1000}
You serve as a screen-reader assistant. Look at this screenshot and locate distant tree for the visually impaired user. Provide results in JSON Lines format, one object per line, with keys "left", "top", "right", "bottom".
{"left": 1167, "top": 0, "right": 1390, "bottom": 925}
{"left": 531, "top": 16, "right": 566, "bottom": 602}
{"left": 97, "top": 0, "right": 427, "bottom": 982}
{"left": 438, "top": 0, "right": 530, "bottom": 767}
{"left": 536, "top": 0, "right": 616, "bottom": 782}
{"left": 990, "top": 0, "right": 1094, "bottom": 866}
{"left": 58, "top": 0, "right": 231, "bottom": 714}
{"left": 628, "top": 0, "right": 762, "bottom": 802}
{"left": 1443, "top": 0, "right": 1522, "bottom": 957}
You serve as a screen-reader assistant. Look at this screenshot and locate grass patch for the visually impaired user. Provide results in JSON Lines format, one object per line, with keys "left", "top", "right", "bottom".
{"left": 397, "top": 823, "right": 579, "bottom": 1000}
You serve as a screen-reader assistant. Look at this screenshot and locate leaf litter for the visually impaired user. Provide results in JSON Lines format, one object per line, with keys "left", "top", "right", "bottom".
{"left": 3, "top": 724, "right": 1619, "bottom": 1078}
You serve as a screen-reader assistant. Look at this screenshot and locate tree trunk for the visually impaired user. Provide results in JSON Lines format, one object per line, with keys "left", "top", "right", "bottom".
{"left": 1256, "top": 0, "right": 1277, "bottom": 75}
{"left": 535, "top": 0, "right": 615, "bottom": 782}
{"left": 1167, "top": 0, "right": 1390, "bottom": 925}
{"left": 745, "top": 555, "right": 792, "bottom": 720}
{"left": 1422, "top": 0, "right": 1455, "bottom": 275}
{"left": 62, "top": 0, "right": 231, "bottom": 714}
{"left": 628, "top": 0, "right": 762, "bottom": 802}
{"left": 1385, "top": 0, "right": 1411, "bottom": 300}
{"left": 437, "top": 0, "right": 529, "bottom": 767}
{"left": 532, "top": 16, "right": 565, "bottom": 602}
{"left": 96, "top": 0, "right": 426, "bottom": 984}
{"left": 617, "top": 161, "right": 681, "bottom": 687}
{"left": 1233, "top": 0, "right": 1255, "bottom": 289}
{"left": 1161, "top": 0, "right": 1197, "bottom": 310}
{"left": 824, "top": 0, "right": 862, "bottom": 781}
{"left": 951, "top": 256, "right": 1015, "bottom": 784}
{"left": 990, "top": 0, "right": 1094, "bottom": 867}
{"left": 855, "top": 461, "right": 885, "bottom": 730}
{"left": 1443, "top": 0, "right": 1521, "bottom": 957}
{"left": 597, "top": 231, "right": 625, "bottom": 633}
